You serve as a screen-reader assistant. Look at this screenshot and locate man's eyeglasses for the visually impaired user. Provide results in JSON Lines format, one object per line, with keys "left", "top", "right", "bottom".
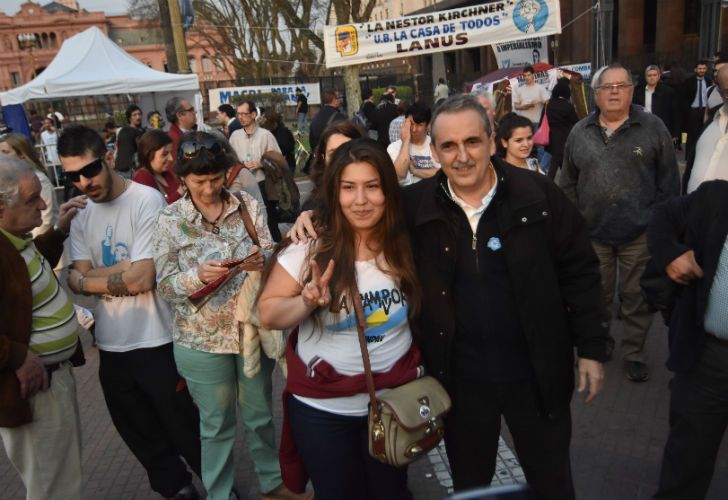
{"left": 180, "top": 107, "right": 195, "bottom": 114}
{"left": 596, "top": 83, "right": 633, "bottom": 92}
{"left": 65, "top": 158, "right": 104, "bottom": 183}
{"left": 179, "top": 138, "right": 222, "bottom": 160}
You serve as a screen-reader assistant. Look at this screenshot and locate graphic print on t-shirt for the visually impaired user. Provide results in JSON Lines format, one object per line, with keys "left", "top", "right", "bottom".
{"left": 101, "top": 224, "right": 130, "bottom": 266}
{"left": 327, "top": 287, "right": 408, "bottom": 343}
{"left": 411, "top": 154, "right": 437, "bottom": 170}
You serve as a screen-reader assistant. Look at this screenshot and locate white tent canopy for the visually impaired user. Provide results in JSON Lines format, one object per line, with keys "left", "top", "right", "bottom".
{"left": 0, "top": 26, "right": 199, "bottom": 108}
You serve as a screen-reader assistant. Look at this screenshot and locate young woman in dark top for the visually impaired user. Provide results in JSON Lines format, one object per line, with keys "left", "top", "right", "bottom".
{"left": 495, "top": 113, "right": 543, "bottom": 174}
{"left": 545, "top": 78, "right": 579, "bottom": 180}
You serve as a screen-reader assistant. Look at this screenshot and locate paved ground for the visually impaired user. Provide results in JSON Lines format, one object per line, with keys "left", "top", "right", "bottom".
{"left": 4, "top": 310, "right": 728, "bottom": 499}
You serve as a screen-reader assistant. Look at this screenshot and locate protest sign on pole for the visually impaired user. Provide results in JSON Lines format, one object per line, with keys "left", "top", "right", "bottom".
{"left": 493, "top": 36, "right": 549, "bottom": 68}
{"left": 323, "top": 0, "right": 561, "bottom": 68}
{"left": 208, "top": 83, "right": 321, "bottom": 113}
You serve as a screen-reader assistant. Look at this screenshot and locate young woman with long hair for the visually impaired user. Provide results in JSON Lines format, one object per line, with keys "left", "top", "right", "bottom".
{"left": 259, "top": 138, "right": 422, "bottom": 500}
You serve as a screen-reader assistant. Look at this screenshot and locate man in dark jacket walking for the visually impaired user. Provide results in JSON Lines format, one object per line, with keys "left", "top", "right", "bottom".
{"left": 560, "top": 62, "right": 680, "bottom": 383}
{"left": 633, "top": 65, "right": 680, "bottom": 143}
{"left": 647, "top": 180, "right": 728, "bottom": 500}
{"left": 405, "top": 94, "right": 611, "bottom": 499}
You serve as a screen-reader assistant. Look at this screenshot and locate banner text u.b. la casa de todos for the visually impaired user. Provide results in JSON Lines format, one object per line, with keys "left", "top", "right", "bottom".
{"left": 323, "top": 0, "right": 562, "bottom": 68}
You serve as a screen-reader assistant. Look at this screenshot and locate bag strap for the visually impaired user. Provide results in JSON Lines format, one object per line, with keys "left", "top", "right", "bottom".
{"left": 232, "top": 192, "right": 260, "bottom": 247}
{"left": 352, "top": 288, "right": 382, "bottom": 422}
{"left": 225, "top": 164, "right": 246, "bottom": 189}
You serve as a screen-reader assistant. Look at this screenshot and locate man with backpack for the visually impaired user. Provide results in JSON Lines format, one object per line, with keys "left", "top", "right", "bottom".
{"left": 354, "top": 88, "right": 379, "bottom": 140}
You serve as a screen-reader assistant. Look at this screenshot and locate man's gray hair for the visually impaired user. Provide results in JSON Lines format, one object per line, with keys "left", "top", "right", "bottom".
{"left": 165, "top": 97, "right": 186, "bottom": 124}
{"left": 0, "top": 155, "right": 36, "bottom": 207}
{"left": 644, "top": 64, "right": 660, "bottom": 77}
{"left": 472, "top": 87, "right": 495, "bottom": 107}
{"left": 592, "top": 62, "right": 634, "bottom": 91}
{"left": 431, "top": 93, "right": 492, "bottom": 144}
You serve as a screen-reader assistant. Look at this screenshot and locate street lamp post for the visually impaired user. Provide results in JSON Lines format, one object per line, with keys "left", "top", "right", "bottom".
{"left": 17, "top": 32, "right": 39, "bottom": 81}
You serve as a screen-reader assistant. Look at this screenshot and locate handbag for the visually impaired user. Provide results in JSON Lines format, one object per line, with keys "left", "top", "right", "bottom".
{"left": 533, "top": 105, "right": 550, "bottom": 147}
{"left": 352, "top": 288, "right": 451, "bottom": 466}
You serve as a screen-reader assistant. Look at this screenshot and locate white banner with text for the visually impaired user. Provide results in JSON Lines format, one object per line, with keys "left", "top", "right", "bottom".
{"left": 323, "top": 0, "right": 561, "bottom": 68}
{"left": 493, "top": 36, "right": 549, "bottom": 68}
{"left": 208, "top": 83, "right": 321, "bottom": 112}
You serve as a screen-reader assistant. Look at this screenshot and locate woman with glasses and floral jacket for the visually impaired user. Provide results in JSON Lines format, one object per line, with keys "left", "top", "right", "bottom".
{"left": 152, "top": 132, "right": 303, "bottom": 500}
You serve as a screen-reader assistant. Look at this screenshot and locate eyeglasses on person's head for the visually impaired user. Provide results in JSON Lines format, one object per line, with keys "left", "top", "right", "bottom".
{"left": 65, "top": 158, "right": 104, "bottom": 183}
{"left": 179, "top": 137, "right": 222, "bottom": 160}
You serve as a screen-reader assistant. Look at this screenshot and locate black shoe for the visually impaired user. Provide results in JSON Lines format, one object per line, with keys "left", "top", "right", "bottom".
{"left": 174, "top": 484, "right": 200, "bottom": 500}
{"left": 625, "top": 361, "right": 649, "bottom": 382}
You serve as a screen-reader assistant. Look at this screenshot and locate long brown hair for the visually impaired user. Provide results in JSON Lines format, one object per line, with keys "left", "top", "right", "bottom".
{"left": 263, "top": 138, "right": 420, "bottom": 325}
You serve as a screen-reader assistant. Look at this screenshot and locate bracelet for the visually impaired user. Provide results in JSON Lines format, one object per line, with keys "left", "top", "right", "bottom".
{"left": 78, "top": 275, "right": 87, "bottom": 295}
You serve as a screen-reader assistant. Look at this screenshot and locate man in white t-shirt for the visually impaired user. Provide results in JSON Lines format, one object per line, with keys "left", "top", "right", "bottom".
{"left": 230, "top": 99, "right": 283, "bottom": 240}
{"left": 58, "top": 125, "right": 201, "bottom": 500}
{"left": 387, "top": 102, "right": 440, "bottom": 186}
{"left": 513, "top": 65, "right": 550, "bottom": 126}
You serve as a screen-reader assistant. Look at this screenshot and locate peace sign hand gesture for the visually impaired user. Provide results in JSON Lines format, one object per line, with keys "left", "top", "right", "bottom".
{"left": 302, "top": 259, "right": 335, "bottom": 309}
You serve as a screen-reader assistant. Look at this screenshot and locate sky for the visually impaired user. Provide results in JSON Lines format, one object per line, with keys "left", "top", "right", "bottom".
{"left": 3, "top": 0, "right": 127, "bottom": 16}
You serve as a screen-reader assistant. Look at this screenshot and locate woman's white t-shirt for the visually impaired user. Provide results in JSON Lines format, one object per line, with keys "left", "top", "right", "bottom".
{"left": 277, "top": 242, "right": 412, "bottom": 416}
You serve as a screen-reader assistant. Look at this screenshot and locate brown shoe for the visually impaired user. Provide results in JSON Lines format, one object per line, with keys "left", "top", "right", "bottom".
{"left": 260, "top": 483, "right": 314, "bottom": 500}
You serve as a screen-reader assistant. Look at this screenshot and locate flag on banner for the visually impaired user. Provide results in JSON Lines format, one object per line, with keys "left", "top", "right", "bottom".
{"left": 323, "top": 0, "right": 562, "bottom": 68}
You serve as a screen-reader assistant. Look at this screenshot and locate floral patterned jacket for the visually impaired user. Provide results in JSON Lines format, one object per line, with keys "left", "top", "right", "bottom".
{"left": 152, "top": 190, "right": 273, "bottom": 353}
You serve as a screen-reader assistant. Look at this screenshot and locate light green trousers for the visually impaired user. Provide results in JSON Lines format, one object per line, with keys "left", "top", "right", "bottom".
{"left": 173, "top": 344, "right": 282, "bottom": 500}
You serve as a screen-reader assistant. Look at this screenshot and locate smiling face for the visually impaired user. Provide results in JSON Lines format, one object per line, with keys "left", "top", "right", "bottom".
{"left": 431, "top": 109, "right": 492, "bottom": 199}
{"left": 183, "top": 171, "right": 226, "bottom": 206}
{"left": 150, "top": 144, "right": 172, "bottom": 174}
{"left": 502, "top": 126, "right": 534, "bottom": 165}
{"left": 0, "top": 174, "right": 46, "bottom": 236}
{"left": 595, "top": 67, "right": 634, "bottom": 116}
{"left": 338, "top": 161, "right": 385, "bottom": 237}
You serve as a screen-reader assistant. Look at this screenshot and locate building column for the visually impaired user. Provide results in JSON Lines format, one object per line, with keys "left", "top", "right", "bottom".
{"left": 591, "top": 0, "right": 614, "bottom": 70}
{"left": 699, "top": 0, "right": 721, "bottom": 58}
{"left": 655, "top": 0, "right": 685, "bottom": 57}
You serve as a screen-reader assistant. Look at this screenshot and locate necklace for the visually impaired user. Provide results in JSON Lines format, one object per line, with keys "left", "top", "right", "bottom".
{"left": 198, "top": 200, "right": 226, "bottom": 234}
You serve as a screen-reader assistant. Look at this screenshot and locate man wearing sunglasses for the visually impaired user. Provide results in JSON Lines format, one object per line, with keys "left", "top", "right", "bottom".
{"left": 58, "top": 125, "right": 202, "bottom": 500}
{"left": 166, "top": 97, "right": 198, "bottom": 164}
{"left": 560, "top": 62, "right": 680, "bottom": 383}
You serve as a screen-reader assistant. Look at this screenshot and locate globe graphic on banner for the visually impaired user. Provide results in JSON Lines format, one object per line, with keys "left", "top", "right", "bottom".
{"left": 513, "top": 0, "right": 549, "bottom": 34}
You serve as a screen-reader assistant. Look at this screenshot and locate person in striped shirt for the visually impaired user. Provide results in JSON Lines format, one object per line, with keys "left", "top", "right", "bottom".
{"left": 0, "top": 155, "right": 87, "bottom": 500}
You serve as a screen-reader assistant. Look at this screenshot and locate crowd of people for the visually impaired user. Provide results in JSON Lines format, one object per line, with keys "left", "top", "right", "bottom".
{"left": 1, "top": 57, "right": 728, "bottom": 500}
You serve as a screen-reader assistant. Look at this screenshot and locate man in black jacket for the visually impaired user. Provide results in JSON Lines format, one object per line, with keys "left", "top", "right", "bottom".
{"left": 647, "top": 180, "right": 728, "bottom": 500}
{"left": 115, "top": 104, "right": 145, "bottom": 175}
{"left": 404, "top": 94, "right": 611, "bottom": 499}
{"left": 308, "top": 88, "right": 345, "bottom": 154}
{"left": 633, "top": 65, "right": 679, "bottom": 142}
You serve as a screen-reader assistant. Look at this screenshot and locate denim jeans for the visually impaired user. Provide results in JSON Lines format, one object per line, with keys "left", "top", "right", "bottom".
{"left": 287, "top": 394, "right": 412, "bottom": 500}
{"left": 297, "top": 112, "right": 308, "bottom": 134}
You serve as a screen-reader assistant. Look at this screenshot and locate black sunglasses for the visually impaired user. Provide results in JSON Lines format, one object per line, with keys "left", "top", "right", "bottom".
{"left": 179, "top": 138, "right": 222, "bottom": 160}
{"left": 65, "top": 158, "right": 104, "bottom": 182}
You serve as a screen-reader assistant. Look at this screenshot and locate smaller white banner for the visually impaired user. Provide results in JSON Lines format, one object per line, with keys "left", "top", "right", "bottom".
{"left": 493, "top": 37, "right": 549, "bottom": 68}
{"left": 559, "top": 62, "right": 592, "bottom": 79}
{"left": 208, "top": 83, "right": 321, "bottom": 113}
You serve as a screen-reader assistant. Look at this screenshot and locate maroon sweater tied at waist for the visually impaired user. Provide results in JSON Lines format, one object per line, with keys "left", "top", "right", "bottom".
{"left": 279, "top": 328, "right": 423, "bottom": 493}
